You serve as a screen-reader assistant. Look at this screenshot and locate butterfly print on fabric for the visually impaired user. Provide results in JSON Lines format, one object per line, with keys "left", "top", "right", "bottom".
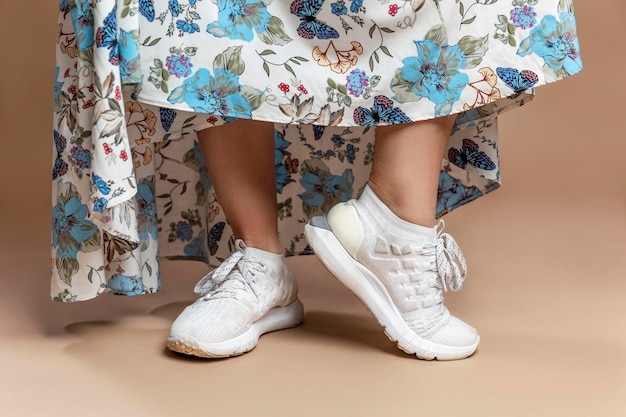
{"left": 53, "top": 130, "right": 69, "bottom": 180}
{"left": 353, "top": 95, "right": 412, "bottom": 126}
{"left": 139, "top": 0, "right": 155, "bottom": 22}
{"left": 208, "top": 221, "right": 226, "bottom": 256}
{"left": 313, "top": 125, "right": 326, "bottom": 140}
{"left": 290, "top": 0, "right": 339, "bottom": 39}
{"left": 95, "top": 6, "right": 119, "bottom": 64}
{"left": 496, "top": 67, "right": 539, "bottom": 93}
{"left": 103, "top": 232, "right": 139, "bottom": 262}
{"left": 448, "top": 139, "right": 496, "bottom": 171}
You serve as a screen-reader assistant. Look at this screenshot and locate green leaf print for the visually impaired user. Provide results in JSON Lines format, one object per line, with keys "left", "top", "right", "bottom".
{"left": 425, "top": 24, "right": 448, "bottom": 46}
{"left": 58, "top": 257, "right": 80, "bottom": 286}
{"left": 558, "top": 0, "right": 574, "bottom": 14}
{"left": 213, "top": 46, "right": 245, "bottom": 76}
{"left": 517, "top": 37, "right": 532, "bottom": 56}
{"left": 240, "top": 85, "right": 264, "bottom": 110}
{"left": 542, "top": 64, "right": 568, "bottom": 83}
{"left": 390, "top": 71, "right": 423, "bottom": 103}
{"left": 458, "top": 34, "right": 489, "bottom": 69}
{"left": 258, "top": 16, "right": 293, "bottom": 46}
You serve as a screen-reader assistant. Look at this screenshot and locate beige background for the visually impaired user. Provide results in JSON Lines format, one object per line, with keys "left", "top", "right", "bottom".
{"left": 1, "top": 1, "right": 625, "bottom": 416}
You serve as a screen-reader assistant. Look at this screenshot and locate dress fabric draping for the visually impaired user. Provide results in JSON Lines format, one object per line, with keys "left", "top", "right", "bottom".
{"left": 52, "top": 0, "right": 582, "bottom": 302}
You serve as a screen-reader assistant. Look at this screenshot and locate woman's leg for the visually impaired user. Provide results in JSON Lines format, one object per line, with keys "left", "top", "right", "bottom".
{"left": 167, "top": 119, "right": 303, "bottom": 358}
{"left": 305, "top": 116, "right": 478, "bottom": 360}
{"left": 369, "top": 115, "right": 455, "bottom": 227}
{"left": 196, "top": 119, "right": 283, "bottom": 253}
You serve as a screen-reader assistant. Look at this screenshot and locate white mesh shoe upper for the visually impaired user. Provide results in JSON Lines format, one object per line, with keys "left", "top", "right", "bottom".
{"left": 169, "top": 240, "right": 297, "bottom": 344}
{"left": 327, "top": 185, "right": 478, "bottom": 348}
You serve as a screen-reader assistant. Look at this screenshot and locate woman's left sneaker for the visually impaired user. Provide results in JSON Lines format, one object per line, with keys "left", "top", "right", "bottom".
{"left": 304, "top": 185, "right": 479, "bottom": 360}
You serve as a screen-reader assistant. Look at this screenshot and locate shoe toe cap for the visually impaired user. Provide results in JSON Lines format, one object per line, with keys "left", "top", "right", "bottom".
{"left": 428, "top": 316, "right": 479, "bottom": 348}
{"left": 169, "top": 298, "right": 252, "bottom": 344}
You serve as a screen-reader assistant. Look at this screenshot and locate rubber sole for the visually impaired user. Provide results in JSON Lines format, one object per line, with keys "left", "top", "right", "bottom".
{"left": 167, "top": 299, "right": 304, "bottom": 358}
{"left": 304, "top": 222, "right": 478, "bottom": 360}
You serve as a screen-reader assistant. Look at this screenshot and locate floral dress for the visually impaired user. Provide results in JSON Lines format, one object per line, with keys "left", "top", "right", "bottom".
{"left": 52, "top": 0, "right": 582, "bottom": 301}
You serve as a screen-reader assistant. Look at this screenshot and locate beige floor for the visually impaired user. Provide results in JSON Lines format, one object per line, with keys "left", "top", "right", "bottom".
{"left": 1, "top": 1, "right": 626, "bottom": 416}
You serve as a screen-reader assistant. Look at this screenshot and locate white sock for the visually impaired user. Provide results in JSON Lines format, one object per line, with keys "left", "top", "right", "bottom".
{"left": 356, "top": 184, "right": 437, "bottom": 245}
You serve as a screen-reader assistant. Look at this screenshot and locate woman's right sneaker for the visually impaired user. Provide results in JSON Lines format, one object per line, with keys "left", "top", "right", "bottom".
{"left": 167, "top": 239, "right": 303, "bottom": 358}
{"left": 304, "top": 185, "right": 479, "bottom": 360}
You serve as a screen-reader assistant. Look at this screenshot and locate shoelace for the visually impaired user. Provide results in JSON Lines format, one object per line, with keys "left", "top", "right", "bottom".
{"left": 433, "top": 220, "right": 467, "bottom": 293}
{"left": 402, "top": 220, "right": 468, "bottom": 337}
{"left": 193, "top": 240, "right": 267, "bottom": 299}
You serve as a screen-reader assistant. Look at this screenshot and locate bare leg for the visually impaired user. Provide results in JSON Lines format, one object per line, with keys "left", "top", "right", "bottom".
{"left": 196, "top": 119, "right": 282, "bottom": 254}
{"left": 167, "top": 119, "right": 303, "bottom": 359}
{"left": 368, "top": 115, "right": 455, "bottom": 227}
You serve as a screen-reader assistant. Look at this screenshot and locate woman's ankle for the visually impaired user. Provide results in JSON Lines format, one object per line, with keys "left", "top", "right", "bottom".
{"left": 366, "top": 178, "right": 436, "bottom": 228}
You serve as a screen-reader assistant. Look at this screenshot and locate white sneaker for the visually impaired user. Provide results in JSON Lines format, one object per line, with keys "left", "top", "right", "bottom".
{"left": 304, "top": 185, "right": 479, "bottom": 360}
{"left": 167, "top": 240, "right": 304, "bottom": 358}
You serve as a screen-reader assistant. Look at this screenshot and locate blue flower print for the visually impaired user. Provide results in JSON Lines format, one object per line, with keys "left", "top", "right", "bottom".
{"left": 107, "top": 273, "right": 144, "bottom": 296}
{"left": 398, "top": 40, "right": 469, "bottom": 115}
{"left": 70, "top": 0, "right": 95, "bottom": 52}
{"left": 177, "top": 19, "right": 200, "bottom": 34}
{"left": 206, "top": 0, "right": 271, "bottom": 42}
{"left": 92, "top": 175, "right": 111, "bottom": 195}
{"left": 192, "top": 141, "right": 212, "bottom": 191}
{"left": 346, "top": 143, "right": 356, "bottom": 164}
{"left": 136, "top": 178, "right": 158, "bottom": 241}
{"left": 54, "top": 67, "right": 64, "bottom": 102}
{"left": 436, "top": 171, "right": 483, "bottom": 216}
{"left": 169, "top": 0, "right": 180, "bottom": 17}
{"left": 331, "top": 3, "right": 347, "bottom": 16}
{"left": 52, "top": 182, "right": 99, "bottom": 262}
{"left": 510, "top": 5, "right": 537, "bottom": 30}
{"left": 299, "top": 167, "right": 353, "bottom": 213}
{"left": 60, "top": 0, "right": 70, "bottom": 13}
{"left": 275, "top": 130, "right": 292, "bottom": 193}
{"left": 70, "top": 146, "right": 92, "bottom": 170}
{"left": 168, "top": 68, "right": 254, "bottom": 118}
{"left": 346, "top": 68, "right": 369, "bottom": 97}
{"left": 183, "top": 231, "right": 209, "bottom": 260}
{"left": 350, "top": 0, "right": 362, "bottom": 13}
{"left": 119, "top": 29, "right": 140, "bottom": 81}
{"left": 166, "top": 53, "right": 193, "bottom": 78}
{"left": 518, "top": 12, "right": 582, "bottom": 76}
{"left": 276, "top": 165, "right": 291, "bottom": 194}
{"left": 275, "top": 130, "right": 291, "bottom": 165}
{"left": 93, "top": 197, "right": 108, "bottom": 212}
{"left": 176, "top": 221, "right": 193, "bottom": 241}
{"left": 331, "top": 134, "right": 345, "bottom": 146}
